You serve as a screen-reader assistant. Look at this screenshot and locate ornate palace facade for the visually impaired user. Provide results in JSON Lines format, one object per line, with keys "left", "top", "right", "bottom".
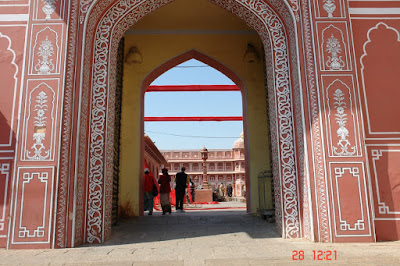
{"left": 162, "top": 134, "right": 246, "bottom": 197}
{"left": 0, "top": 0, "right": 399, "bottom": 249}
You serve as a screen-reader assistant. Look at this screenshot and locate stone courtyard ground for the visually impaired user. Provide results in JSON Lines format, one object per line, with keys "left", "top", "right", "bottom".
{"left": 1, "top": 202, "right": 399, "bottom": 265}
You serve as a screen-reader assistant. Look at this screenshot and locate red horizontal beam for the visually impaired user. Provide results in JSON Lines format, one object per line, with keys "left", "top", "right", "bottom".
{"left": 145, "top": 116, "right": 243, "bottom": 122}
{"left": 146, "top": 85, "right": 239, "bottom": 92}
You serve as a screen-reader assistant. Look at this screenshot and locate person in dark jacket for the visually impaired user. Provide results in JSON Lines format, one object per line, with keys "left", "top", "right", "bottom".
{"left": 175, "top": 167, "right": 188, "bottom": 212}
{"left": 158, "top": 168, "right": 172, "bottom": 215}
{"left": 227, "top": 184, "right": 233, "bottom": 197}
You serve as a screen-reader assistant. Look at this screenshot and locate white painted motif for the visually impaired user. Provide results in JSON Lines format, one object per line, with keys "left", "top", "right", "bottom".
{"left": 326, "top": 34, "right": 345, "bottom": 70}
{"left": 79, "top": 0, "right": 94, "bottom": 24}
{"left": 288, "top": 0, "right": 300, "bottom": 21}
{"left": 22, "top": 81, "right": 57, "bottom": 162}
{"left": 42, "top": 0, "right": 57, "bottom": 20}
{"left": 314, "top": 0, "right": 345, "bottom": 18}
{"left": 332, "top": 89, "right": 356, "bottom": 156}
{"left": 35, "top": 37, "right": 55, "bottom": 74}
{"left": 30, "top": 26, "right": 61, "bottom": 75}
{"left": 320, "top": 24, "right": 350, "bottom": 72}
{"left": 26, "top": 91, "right": 50, "bottom": 160}
{"left": 323, "top": 0, "right": 336, "bottom": 18}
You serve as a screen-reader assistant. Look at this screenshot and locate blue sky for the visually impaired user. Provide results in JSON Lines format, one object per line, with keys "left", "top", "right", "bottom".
{"left": 145, "top": 59, "right": 244, "bottom": 150}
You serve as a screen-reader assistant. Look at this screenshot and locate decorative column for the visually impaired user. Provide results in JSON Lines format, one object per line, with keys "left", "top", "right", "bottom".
{"left": 196, "top": 146, "right": 212, "bottom": 202}
{"left": 303, "top": 0, "right": 375, "bottom": 242}
{"left": 5, "top": 0, "right": 68, "bottom": 249}
{"left": 200, "top": 146, "right": 209, "bottom": 189}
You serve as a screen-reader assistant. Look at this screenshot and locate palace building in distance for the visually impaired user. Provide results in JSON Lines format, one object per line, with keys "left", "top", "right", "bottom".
{"left": 161, "top": 134, "right": 246, "bottom": 198}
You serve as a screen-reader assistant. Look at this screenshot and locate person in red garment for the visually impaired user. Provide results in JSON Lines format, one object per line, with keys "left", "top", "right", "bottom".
{"left": 158, "top": 168, "right": 172, "bottom": 215}
{"left": 144, "top": 168, "right": 155, "bottom": 215}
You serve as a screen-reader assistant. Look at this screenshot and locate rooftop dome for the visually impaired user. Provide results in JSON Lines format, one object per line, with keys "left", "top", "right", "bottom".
{"left": 233, "top": 132, "right": 244, "bottom": 149}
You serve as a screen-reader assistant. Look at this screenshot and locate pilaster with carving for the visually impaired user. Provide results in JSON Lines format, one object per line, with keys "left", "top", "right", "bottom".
{"left": 310, "top": 0, "right": 374, "bottom": 242}
{"left": 8, "top": 0, "right": 69, "bottom": 249}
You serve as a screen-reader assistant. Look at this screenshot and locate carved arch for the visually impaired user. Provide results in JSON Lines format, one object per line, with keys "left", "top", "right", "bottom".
{"left": 57, "top": 0, "right": 312, "bottom": 247}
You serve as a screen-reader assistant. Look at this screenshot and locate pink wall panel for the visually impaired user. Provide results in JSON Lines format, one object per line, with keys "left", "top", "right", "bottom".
{"left": 311, "top": 0, "right": 374, "bottom": 242}
{"left": 0, "top": 35, "right": 18, "bottom": 146}
{"left": 367, "top": 146, "right": 400, "bottom": 240}
{"left": 10, "top": 167, "right": 54, "bottom": 248}
{"left": 352, "top": 18, "right": 400, "bottom": 241}
{"left": 361, "top": 24, "right": 400, "bottom": 134}
{"left": 329, "top": 163, "right": 372, "bottom": 239}
{"left": 352, "top": 19, "right": 400, "bottom": 138}
{"left": 0, "top": 26, "right": 26, "bottom": 148}
{"left": 0, "top": 159, "right": 13, "bottom": 247}
{"left": 0, "top": 25, "right": 27, "bottom": 248}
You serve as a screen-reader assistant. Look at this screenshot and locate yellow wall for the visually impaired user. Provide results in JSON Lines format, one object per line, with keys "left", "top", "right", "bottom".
{"left": 119, "top": 0, "right": 272, "bottom": 216}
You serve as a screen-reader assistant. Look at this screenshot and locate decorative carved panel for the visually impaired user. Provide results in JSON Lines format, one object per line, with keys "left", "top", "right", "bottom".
{"left": 11, "top": 167, "right": 54, "bottom": 244}
{"left": 368, "top": 147, "right": 400, "bottom": 219}
{"left": 313, "top": 0, "right": 346, "bottom": 19}
{"left": 329, "top": 163, "right": 371, "bottom": 237}
{"left": 29, "top": 24, "right": 64, "bottom": 75}
{"left": 33, "top": 0, "right": 64, "bottom": 21}
{"left": 0, "top": 33, "right": 18, "bottom": 147}
{"left": 21, "top": 80, "right": 59, "bottom": 161}
{"left": 321, "top": 75, "right": 361, "bottom": 157}
{"left": 360, "top": 23, "right": 400, "bottom": 135}
{"left": 317, "top": 22, "right": 352, "bottom": 71}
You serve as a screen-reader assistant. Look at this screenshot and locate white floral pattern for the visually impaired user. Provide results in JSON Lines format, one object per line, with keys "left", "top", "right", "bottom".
{"left": 26, "top": 91, "right": 50, "bottom": 160}
{"left": 35, "top": 37, "right": 55, "bottom": 74}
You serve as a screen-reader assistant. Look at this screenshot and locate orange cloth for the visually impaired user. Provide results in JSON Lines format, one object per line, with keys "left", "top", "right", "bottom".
{"left": 144, "top": 173, "right": 154, "bottom": 192}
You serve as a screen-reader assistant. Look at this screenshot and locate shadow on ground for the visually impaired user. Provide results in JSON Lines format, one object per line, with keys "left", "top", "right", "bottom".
{"left": 90, "top": 210, "right": 279, "bottom": 247}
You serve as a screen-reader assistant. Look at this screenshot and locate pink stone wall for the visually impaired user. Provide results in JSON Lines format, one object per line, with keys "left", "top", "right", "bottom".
{"left": 351, "top": 16, "right": 400, "bottom": 241}
{"left": 0, "top": 0, "right": 398, "bottom": 248}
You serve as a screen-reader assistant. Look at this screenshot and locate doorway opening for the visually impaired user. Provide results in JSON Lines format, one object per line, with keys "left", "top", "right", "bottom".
{"left": 111, "top": 0, "right": 276, "bottom": 228}
{"left": 144, "top": 58, "right": 249, "bottom": 212}
{"left": 73, "top": 0, "right": 305, "bottom": 246}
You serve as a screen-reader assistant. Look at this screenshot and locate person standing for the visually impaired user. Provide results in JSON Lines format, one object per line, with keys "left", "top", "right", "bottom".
{"left": 175, "top": 167, "right": 188, "bottom": 212}
{"left": 144, "top": 168, "right": 155, "bottom": 215}
{"left": 190, "top": 178, "right": 195, "bottom": 202}
{"left": 186, "top": 178, "right": 195, "bottom": 203}
{"left": 219, "top": 183, "right": 225, "bottom": 197}
{"left": 227, "top": 184, "right": 233, "bottom": 197}
{"left": 158, "top": 168, "right": 172, "bottom": 215}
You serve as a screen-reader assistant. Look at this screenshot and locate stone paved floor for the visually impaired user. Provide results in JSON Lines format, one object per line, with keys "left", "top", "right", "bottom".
{"left": 1, "top": 202, "right": 399, "bottom": 265}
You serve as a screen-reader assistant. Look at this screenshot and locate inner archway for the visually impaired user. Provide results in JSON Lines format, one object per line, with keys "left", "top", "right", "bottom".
{"left": 143, "top": 57, "right": 250, "bottom": 213}
{"left": 62, "top": 0, "right": 306, "bottom": 247}
{"left": 135, "top": 50, "right": 262, "bottom": 215}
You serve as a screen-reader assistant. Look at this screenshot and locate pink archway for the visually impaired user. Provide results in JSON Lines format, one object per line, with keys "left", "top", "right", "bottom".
{"left": 57, "top": 0, "right": 313, "bottom": 247}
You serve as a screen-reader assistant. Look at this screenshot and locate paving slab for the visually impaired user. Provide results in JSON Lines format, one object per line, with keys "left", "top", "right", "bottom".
{"left": 1, "top": 202, "right": 399, "bottom": 265}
